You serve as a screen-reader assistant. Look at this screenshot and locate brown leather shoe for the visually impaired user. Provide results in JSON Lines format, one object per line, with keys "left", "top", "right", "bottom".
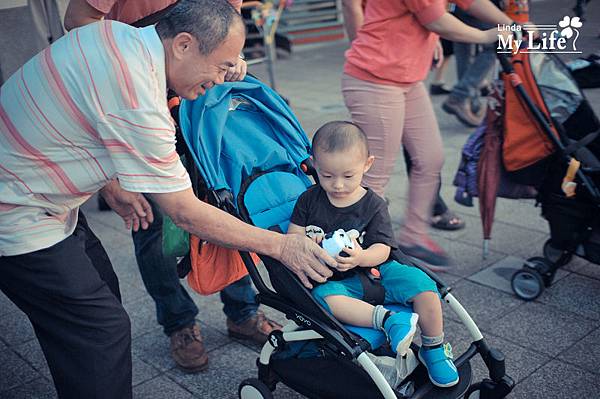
{"left": 170, "top": 324, "right": 209, "bottom": 373}
{"left": 226, "top": 311, "right": 282, "bottom": 344}
{"left": 442, "top": 96, "right": 486, "bottom": 127}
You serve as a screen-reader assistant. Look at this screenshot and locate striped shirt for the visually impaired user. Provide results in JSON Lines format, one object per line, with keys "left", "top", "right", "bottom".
{"left": 0, "top": 21, "right": 191, "bottom": 256}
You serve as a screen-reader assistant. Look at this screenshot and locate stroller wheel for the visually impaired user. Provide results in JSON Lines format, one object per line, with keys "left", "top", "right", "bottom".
{"left": 543, "top": 240, "right": 572, "bottom": 265}
{"left": 464, "top": 382, "right": 482, "bottom": 399}
{"left": 239, "top": 378, "right": 273, "bottom": 399}
{"left": 511, "top": 267, "right": 545, "bottom": 301}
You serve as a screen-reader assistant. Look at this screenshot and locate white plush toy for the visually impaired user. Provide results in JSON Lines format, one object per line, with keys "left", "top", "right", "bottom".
{"left": 322, "top": 229, "right": 355, "bottom": 258}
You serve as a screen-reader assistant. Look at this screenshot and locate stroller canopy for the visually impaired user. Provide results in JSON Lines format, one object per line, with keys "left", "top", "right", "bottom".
{"left": 178, "top": 76, "right": 312, "bottom": 231}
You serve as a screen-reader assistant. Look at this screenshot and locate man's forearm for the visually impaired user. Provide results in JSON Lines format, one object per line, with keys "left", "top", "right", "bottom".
{"left": 465, "top": 0, "right": 513, "bottom": 26}
{"left": 151, "top": 189, "right": 283, "bottom": 259}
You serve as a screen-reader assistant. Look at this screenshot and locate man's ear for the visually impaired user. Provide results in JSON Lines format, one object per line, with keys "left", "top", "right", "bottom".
{"left": 172, "top": 32, "right": 195, "bottom": 60}
{"left": 364, "top": 155, "right": 375, "bottom": 172}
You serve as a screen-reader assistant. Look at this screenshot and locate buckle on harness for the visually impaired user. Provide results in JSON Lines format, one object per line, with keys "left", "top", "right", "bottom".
{"left": 359, "top": 268, "right": 385, "bottom": 305}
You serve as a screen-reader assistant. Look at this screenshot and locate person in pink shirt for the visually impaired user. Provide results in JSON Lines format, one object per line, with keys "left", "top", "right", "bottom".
{"left": 341, "top": 0, "right": 513, "bottom": 267}
{"left": 63, "top": 0, "right": 282, "bottom": 375}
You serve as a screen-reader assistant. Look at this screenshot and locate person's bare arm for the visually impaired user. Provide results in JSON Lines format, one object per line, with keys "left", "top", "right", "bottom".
{"left": 64, "top": 0, "right": 106, "bottom": 30}
{"left": 341, "top": 0, "right": 364, "bottom": 42}
{"left": 463, "top": 0, "right": 513, "bottom": 26}
{"left": 151, "top": 188, "right": 335, "bottom": 288}
{"left": 425, "top": 12, "right": 507, "bottom": 44}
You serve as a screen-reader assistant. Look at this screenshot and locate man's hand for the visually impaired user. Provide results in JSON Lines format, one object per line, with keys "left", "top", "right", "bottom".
{"left": 278, "top": 234, "right": 336, "bottom": 289}
{"left": 225, "top": 58, "right": 247, "bottom": 82}
{"left": 336, "top": 238, "right": 363, "bottom": 272}
{"left": 99, "top": 180, "right": 154, "bottom": 231}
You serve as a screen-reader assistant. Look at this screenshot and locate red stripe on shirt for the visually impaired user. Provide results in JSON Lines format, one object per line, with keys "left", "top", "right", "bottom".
{"left": 106, "top": 113, "right": 175, "bottom": 132}
{"left": 105, "top": 22, "right": 139, "bottom": 109}
{"left": 0, "top": 101, "right": 86, "bottom": 196}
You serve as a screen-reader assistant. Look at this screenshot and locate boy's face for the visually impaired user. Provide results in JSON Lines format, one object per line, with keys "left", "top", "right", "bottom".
{"left": 313, "top": 145, "right": 374, "bottom": 201}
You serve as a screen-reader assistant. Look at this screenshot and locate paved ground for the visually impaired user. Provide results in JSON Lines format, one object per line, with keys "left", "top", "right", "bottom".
{"left": 1, "top": 1, "right": 600, "bottom": 398}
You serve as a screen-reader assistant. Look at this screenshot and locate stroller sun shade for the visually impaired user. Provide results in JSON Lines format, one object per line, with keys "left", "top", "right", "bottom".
{"left": 502, "top": 52, "right": 600, "bottom": 176}
{"left": 178, "top": 76, "right": 311, "bottom": 204}
{"left": 178, "top": 76, "right": 313, "bottom": 230}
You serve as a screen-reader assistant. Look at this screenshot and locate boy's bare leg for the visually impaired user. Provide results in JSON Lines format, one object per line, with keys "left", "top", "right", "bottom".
{"left": 324, "top": 295, "right": 374, "bottom": 326}
{"left": 411, "top": 291, "right": 443, "bottom": 337}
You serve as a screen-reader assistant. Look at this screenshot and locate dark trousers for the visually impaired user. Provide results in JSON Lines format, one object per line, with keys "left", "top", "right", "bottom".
{"left": 0, "top": 213, "right": 132, "bottom": 399}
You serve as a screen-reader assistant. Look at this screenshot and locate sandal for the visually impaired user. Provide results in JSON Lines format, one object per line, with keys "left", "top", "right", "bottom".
{"left": 431, "top": 211, "right": 465, "bottom": 231}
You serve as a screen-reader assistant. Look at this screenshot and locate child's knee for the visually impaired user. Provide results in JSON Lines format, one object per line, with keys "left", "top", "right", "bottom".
{"left": 412, "top": 290, "right": 442, "bottom": 309}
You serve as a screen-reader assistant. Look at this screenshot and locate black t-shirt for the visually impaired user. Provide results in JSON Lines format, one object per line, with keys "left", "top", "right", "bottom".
{"left": 290, "top": 185, "right": 396, "bottom": 278}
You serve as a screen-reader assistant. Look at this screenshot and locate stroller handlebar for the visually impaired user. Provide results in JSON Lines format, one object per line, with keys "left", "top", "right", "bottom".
{"left": 496, "top": 52, "right": 514, "bottom": 74}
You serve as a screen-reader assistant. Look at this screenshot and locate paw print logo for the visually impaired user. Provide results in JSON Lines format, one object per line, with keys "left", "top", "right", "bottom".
{"left": 558, "top": 16, "right": 582, "bottom": 39}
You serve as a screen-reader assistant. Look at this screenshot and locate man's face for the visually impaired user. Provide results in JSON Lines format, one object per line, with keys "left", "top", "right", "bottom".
{"left": 166, "top": 25, "right": 244, "bottom": 100}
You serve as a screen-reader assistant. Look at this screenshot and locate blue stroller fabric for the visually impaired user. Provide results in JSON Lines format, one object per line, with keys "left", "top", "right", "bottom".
{"left": 179, "top": 75, "right": 311, "bottom": 203}
{"left": 178, "top": 76, "right": 312, "bottom": 232}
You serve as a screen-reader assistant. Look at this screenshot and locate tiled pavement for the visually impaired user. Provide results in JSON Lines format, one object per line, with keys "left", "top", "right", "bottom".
{"left": 1, "top": 1, "right": 600, "bottom": 397}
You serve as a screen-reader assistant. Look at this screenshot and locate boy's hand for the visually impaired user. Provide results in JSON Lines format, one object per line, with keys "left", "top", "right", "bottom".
{"left": 336, "top": 238, "right": 363, "bottom": 272}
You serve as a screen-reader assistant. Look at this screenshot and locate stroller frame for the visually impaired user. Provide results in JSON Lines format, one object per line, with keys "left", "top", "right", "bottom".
{"left": 175, "top": 76, "right": 514, "bottom": 398}
{"left": 235, "top": 247, "right": 514, "bottom": 399}
{"left": 497, "top": 53, "right": 600, "bottom": 301}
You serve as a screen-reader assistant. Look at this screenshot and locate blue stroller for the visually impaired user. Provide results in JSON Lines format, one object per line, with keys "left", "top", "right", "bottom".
{"left": 178, "top": 76, "right": 513, "bottom": 399}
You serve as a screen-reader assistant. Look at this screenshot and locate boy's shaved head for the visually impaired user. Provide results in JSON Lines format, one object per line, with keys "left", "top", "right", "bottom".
{"left": 312, "top": 121, "right": 369, "bottom": 159}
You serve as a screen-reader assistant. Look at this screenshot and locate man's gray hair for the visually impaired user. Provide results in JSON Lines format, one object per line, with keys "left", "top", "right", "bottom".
{"left": 156, "top": 0, "right": 244, "bottom": 55}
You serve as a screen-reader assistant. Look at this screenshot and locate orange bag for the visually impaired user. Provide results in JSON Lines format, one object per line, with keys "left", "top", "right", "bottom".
{"left": 502, "top": 52, "right": 559, "bottom": 171}
{"left": 186, "top": 235, "right": 259, "bottom": 295}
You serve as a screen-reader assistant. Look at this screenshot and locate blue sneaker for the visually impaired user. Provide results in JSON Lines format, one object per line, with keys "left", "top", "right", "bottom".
{"left": 383, "top": 312, "right": 419, "bottom": 356}
{"left": 418, "top": 343, "right": 459, "bottom": 388}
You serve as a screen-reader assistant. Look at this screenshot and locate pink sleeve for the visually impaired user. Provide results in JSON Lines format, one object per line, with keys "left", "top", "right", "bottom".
{"left": 453, "top": 0, "right": 475, "bottom": 11}
{"left": 85, "top": 0, "right": 117, "bottom": 14}
{"left": 405, "top": 0, "right": 446, "bottom": 25}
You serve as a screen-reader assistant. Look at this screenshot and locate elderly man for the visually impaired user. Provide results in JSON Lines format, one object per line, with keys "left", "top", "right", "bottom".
{"left": 63, "top": 0, "right": 277, "bottom": 375}
{"left": 0, "top": 1, "right": 334, "bottom": 397}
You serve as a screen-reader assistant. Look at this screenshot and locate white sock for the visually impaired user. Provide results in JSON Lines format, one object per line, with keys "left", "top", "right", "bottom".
{"left": 372, "top": 305, "right": 391, "bottom": 331}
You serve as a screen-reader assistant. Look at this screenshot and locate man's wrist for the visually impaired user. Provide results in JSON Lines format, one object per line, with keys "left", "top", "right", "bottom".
{"left": 260, "top": 230, "right": 285, "bottom": 260}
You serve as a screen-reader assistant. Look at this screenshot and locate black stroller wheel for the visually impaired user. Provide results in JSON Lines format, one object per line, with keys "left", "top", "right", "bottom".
{"left": 543, "top": 239, "right": 572, "bottom": 265}
{"left": 464, "top": 382, "right": 482, "bottom": 399}
{"left": 239, "top": 378, "right": 273, "bottom": 399}
{"left": 511, "top": 267, "right": 545, "bottom": 301}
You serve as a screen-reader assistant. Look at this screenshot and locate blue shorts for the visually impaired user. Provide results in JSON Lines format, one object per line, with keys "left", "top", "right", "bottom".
{"left": 312, "top": 261, "right": 438, "bottom": 313}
